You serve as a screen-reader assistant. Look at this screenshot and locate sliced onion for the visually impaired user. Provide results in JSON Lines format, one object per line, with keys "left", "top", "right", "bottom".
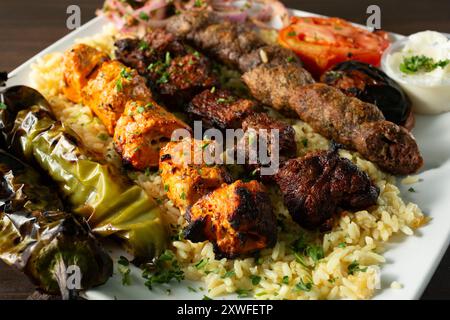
{"left": 100, "top": 0, "right": 291, "bottom": 32}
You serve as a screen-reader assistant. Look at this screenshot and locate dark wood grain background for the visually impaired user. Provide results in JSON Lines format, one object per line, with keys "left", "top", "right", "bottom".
{"left": 0, "top": 0, "right": 449, "bottom": 300}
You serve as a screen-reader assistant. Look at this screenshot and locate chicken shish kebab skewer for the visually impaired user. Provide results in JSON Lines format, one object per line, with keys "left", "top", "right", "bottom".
{"left": 166, "top": 11, "right": 423, "bottom": 176}
{"left": 159, "top": 137, "right": 277, "bottom": 257}
{"left": 62, "top": 43, "right": 190, "bottom": 169}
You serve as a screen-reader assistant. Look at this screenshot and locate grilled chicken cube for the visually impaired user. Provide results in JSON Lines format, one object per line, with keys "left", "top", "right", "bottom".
{"left": 159, "top": 137, "right": 232, "bottom": 212}
{"left": 274, "top": 145, "right": 379, "bottom": 231}
{"left": 184, "top": 180, "right": 277, "bottom": 258}
{"left": 186, "top": 89, "right": 258, "bottom": 130}
{"left": 114, "top": 100, "right": 190, "bottom": 170}
{"left": 81, "top": 60, "right": 152, "bottom": 134}
{"left": 63, "top": 43, "right": 109, "bottom": 103}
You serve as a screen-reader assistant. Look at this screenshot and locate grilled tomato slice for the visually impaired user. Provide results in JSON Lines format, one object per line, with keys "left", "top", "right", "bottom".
{"left": 278, "top": 16, "right": 390, "bottom": 77}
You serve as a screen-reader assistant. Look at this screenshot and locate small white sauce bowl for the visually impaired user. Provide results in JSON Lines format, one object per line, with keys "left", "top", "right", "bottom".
{"left": 381, "top": 36, "right": 450, "bottom": 114}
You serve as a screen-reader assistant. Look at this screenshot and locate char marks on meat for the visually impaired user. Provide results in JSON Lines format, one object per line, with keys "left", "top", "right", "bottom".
{"left": 274, "top": 144, "right": 379, "bottom": 231}
{"left": 115, "top": 28, "right": 217, "bottom": 107}
{"left": 241, "top": 112, "right": 297, "bottom": 163}
{"left": 290, "top": 84, "right": 423, "bottom": 175}
{"left": 184, "top": 180, "right": 277, "bottom": 258}
{"left": 187, "top": 88, "right": 258, "bottom": 130}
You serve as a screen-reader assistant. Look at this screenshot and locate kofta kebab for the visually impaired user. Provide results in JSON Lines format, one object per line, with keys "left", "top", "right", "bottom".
{"left": 61, "top": 11, "right": 421, "bottom": 257}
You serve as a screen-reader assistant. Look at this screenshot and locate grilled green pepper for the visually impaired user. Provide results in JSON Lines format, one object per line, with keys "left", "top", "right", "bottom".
{"left": 1, "top": 86, "right": 168, "bottom": 261}
{"left": 0, "top": 149, "right": 113, "bottom": 297}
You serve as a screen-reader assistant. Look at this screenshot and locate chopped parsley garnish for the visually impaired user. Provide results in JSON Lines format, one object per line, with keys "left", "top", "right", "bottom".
{"left": 287, "top": 31, "right": 297, "bottom": 37}
{"left": 291, "top": 235, "right": 308, "bottom": 252}
{"left": 250, "top": 275, "right": 261, "bottom": 285}
{"left": 187, "top": 286, "right": 197, "bottom": 292}
{"left": 157, "top": 72, "right": 169, "bottom": 84}
{"left": 236, "top": 289, "right": 251, "bottom": 298}
{"left": 164, "top": 184, "right": 169, "bottom": 192}
{"left": 216, "top": 96, "right": 235, "bottom": 104}
{"left": 337, "top": 242, "right": 347, "bottom": 248}
{"left": 295, "top": 279, "right": 313, "bottom": 292}
{"left": 408, "top": 187, "right": 416, "bottom": 193}
{"left": 165, "top": 51, "right": 172, "bottom": 65}
{"left": 137, "top": 106, "right": 145, "bottom": 114}
{"left": 138, "top": 40, "right": 149, "bottom": 51}
{"left": 400, "top": 55, "right": 450, "bottom": 74}
{"left": 180, "top": 191, "right": 186, "bottom": 200}
{"left": 117, "top": 256, "right": 131, "bottom": 286}
{"left": 115, "top": 78, "right": 123, "bottom": 92}
{"left": 194, "top": 0, "right": 204, "bottom": 8}
{"left": 221, "top": 270, "right": 236, "bottom": 278}
{"left": 202, "top": 142, "right": 210, "bottom": 150}
{"left": 194, "top": 259, "right": 208, "bottom": 270}
{"left": 139, "top": 12, "right": 149, "bottom": 21}
{"left": 282, "top": 276, "right": 289, "bottom": 285}
{"left": 286, "top": 56, "right": 295, "bottom": 63}
{"left": 347, "top": 260, "right": 368, "bottom": 275}
{"left": 301, "top": 138, "right": 308, "bottom": 147}
{"left": 306, "top": 244, "right": 324, "bottom": 264}
{"left": 193, "top": 51, "right": 201, "bottom": 58}
{"left": 120, "top": 68, "right": 133, "bottom": 80}
{"left": 142, "top": 250, "right": 184, "bottom": 290}
{"left": 0, "top": 102, "right": 7, "bottom": 110}
{"left": 97, "top": 133, "right": 109, "bottom": 141}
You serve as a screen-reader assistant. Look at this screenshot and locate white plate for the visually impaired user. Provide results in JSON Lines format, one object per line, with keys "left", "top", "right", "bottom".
{"left": 5, "top": 10, "right": 449, "bottom": 300}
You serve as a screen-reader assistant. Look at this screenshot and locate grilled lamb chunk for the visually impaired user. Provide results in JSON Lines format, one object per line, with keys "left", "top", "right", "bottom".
{"left": 186, "top": 88, "right": 258, "bottom": 130}
{"left": 184, "top": 180, "right": 277, "bottom": 258}
{"left": 241, "top": 112, "right": 297, "bottom": 163}
{"left": 115, "top": 29, "right": 217, "bottom": 106}
{"left": 154, "top": 53, "right": 218, "bottom": 103}
{"left": 274, "top": 145, "right": 379, "bottom": 231}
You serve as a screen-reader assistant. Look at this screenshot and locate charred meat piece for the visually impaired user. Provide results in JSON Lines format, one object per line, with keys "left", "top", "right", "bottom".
{"left": 241, "top": 112, "right": 297, "bottom": 162}
{"left": 115, "top": 29, "right": 186, "bottom": 75}
{"left": 290, "top": 84, "right": 423, "bottom": 175}
{"left": 151, "top": 53, "right": 218, "bottom": 103}
{"left": 321, "top": 61, "right": 413, "bottom": 129}
{"left": 275, "top": 145, "right": 379, "bottom": 231}
{"left": 184, "top": 180, "right": 277, "bottom": 258}
{"left": 82, "top": 61, "right": 152, "bottom": 134}
{"left": 115, "top": 29, "right": 217, "bottom": 106}
{"left": 63, "top": 43, "right": 109, "bottom": 103}
{"left": 186, "top": 88, "right": 258, "bottom": 130}
{"left": 242, "top": 63, "right": 315, "bottom": 114}
{"left": 167, "top": 11, "right": 266, "bottom": 69}
{"left": 114, "top": 100, "right": 190, "bottom": 169}
{"left": 159, "top": 137, "right": 232, "bottom": 212}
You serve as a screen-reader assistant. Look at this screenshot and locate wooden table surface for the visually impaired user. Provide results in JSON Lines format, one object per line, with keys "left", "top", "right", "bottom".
{"left": 0, "top": 0, "right": 449, "bottom": 300}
